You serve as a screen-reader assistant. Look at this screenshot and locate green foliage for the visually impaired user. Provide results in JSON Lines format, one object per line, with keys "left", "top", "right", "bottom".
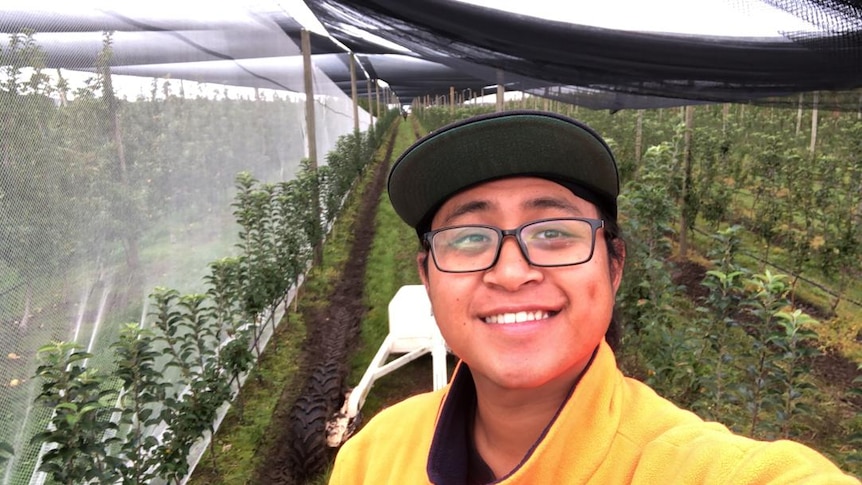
{"left": 112, "top": 323, "right": 169, "bottom": 485}
{"left": 737, "top": 270, "right": 790, "bottom": 437}
{"left": 23, "top": 99, "right": 396, "bottom": 485}
{"left": 411, "top": 105, "right": 493, "bottom": 131}
{"left": 692, "top": 227, "right": 750, "bottom": 420}
{"left": 31, "top": 342, "right": 121, "bottom": 485}
{"left": 617, "top": 142, "right": 680, "bottom": 338}
{"left": 689, "top": 127, "right": 734, "bottom": 228}
{"left": 615, "top": 141, "right": 708, "bottom": 404}
{"left": 768, "top": 309, "right": 820, "bottom": 438}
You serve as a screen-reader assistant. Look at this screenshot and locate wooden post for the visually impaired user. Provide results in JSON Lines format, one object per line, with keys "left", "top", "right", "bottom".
{"left": 366, "top": 78, "right": 374, "bottom": 125}
{"left": 301, "top": 29, "right": 318, "bottom": 168}
{"left": 301, "top": 29, "right": 321, "bottom": 263}
{"left": 795, "top": 93, "right": 803, "bottom": 137}
{"left": 450, "top": 86, "right": 455, "bottom": 115}
{"left": 350, "top": 53, "right": 359, "bottom": 132}
{"left": 635, "top": 109, "right": 644, "bottom": 163}
{"left": 496, "top": 69, "right": 505, "bottom": 112}
{"left": 809, "top": 91, "right": 819, "bottom": 154}
{"left": 375, "top": 80, "right": 381, "bottom": 119}
{"left": 679, "top": 105, "right": 694, "bottom": 260}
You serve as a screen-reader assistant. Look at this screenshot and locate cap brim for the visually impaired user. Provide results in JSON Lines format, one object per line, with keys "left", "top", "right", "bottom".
{"left": 388, "top": 110, "right": 620, "bottom": 230}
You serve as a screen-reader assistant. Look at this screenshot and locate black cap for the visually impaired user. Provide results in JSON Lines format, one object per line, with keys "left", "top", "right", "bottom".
{"left": 388, "top": 110, "right": 620, "bottom": 233}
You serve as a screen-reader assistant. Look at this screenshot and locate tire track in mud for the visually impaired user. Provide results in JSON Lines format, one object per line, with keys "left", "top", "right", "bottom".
{"left": 254, "top": 123, "right": 399, "bottom": 485}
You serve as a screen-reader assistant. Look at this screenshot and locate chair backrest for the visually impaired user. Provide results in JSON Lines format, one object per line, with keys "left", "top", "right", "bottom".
{"left": 387, "top": 285, "right": 439, "bottom": 351}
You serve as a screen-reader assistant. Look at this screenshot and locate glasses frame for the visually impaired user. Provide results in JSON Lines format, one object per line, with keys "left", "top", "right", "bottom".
{"left": 422, "top": 217, "right": 605, "bottom": 273}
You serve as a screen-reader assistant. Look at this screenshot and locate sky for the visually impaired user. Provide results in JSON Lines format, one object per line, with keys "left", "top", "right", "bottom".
{"left": 456, "top": 0, "right": 817, "bottom": 38}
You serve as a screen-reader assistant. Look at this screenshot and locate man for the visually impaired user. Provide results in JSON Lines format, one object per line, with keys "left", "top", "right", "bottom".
{"left": 329, "top": 110, "right": 859, "bottom": 484}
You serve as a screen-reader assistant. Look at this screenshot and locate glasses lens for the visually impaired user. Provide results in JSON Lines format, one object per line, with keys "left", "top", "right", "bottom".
{"left": 520, "top": 219, "right": 595, "bottom": 266}
{"left": 430, "top": 226, "right": 499, "bottom": 272}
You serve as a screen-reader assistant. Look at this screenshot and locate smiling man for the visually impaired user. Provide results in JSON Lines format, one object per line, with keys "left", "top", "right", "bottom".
{"left": 328, "top": 111, "right": 859, "bottom": 484}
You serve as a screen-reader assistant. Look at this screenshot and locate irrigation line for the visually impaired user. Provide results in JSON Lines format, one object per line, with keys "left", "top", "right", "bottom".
{"left": 691, "top": 226, "right": 862, "bottom": 310}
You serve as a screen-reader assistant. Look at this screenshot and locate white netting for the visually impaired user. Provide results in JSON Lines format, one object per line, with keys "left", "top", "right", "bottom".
{"left": 0, "top": 2, "right": 370, "bottom": 483}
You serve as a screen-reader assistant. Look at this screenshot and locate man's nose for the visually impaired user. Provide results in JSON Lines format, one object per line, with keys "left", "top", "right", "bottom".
{"left": 482, "top": 237, "right": 542, "bottom": 290}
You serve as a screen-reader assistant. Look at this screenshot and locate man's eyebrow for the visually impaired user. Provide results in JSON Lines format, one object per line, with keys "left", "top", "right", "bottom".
{"left": 441, "top": 200, "right": 489, "bottom": 225}
{"left": 525, "top": 196, "right": 583, "bottom": 214}
{"left": 440, "top": 196, "right": 584, "bottom": 226}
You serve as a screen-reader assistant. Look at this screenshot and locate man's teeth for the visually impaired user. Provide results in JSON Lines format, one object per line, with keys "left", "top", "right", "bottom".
{"left": 484, "top": 311, "right": 550, "bottom": 324}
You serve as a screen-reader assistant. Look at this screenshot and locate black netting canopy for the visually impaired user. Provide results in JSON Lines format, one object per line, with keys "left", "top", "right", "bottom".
{"left": 1, "top": 2, "right": 861, "bottom": 484}
{"left": 308, "top": 0, "right": 862, "bottom": 110}
{"left": 2, "top": 0, "right": 861, "bottom": 110}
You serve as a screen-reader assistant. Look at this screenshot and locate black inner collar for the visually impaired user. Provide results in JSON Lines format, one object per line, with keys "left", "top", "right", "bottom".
{"left": 427, "top": 349, "right": 599, "bottom": 485}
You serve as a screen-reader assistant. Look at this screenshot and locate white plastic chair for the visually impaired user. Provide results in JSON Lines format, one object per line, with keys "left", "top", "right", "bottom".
{"left": 327, "top": 285, "right": 448, "bottom": 446}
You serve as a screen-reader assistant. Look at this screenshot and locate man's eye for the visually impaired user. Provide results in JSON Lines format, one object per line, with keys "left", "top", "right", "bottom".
{"left": 531, "top": 227, "right": 576, "bottom": 241}
{"left": 450, "top": 232, "right": 491, "bottom": 248}
{"left": 536, "top": 229, "right": 568, "bottom": 239}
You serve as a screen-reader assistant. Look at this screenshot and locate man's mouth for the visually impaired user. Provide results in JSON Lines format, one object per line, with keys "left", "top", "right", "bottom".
{"left": 483, "top": 310, "right": 556, "bottom": 324}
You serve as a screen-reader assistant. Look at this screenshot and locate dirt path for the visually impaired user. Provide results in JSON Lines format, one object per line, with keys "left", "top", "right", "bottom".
{"left": 253, "top": 125, "right": 399, "bottom": 485}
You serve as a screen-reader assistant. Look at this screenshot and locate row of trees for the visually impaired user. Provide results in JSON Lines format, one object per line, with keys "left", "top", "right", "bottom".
{"left": 2, "top": 29, "right": 308, "bottom": 482}
{"left": 1, "top": 30, "right": 309, "bottom": 328}
{"left": 616, "top": 141, "right": 827, "bottom": 438}
{"left": 575, "top": 103, "right": 862, "bottom": 312}
{"left": 412, "top": 102, "right": 861, "bottom": 473}
{"left": 21, "top": 108, "right": 397, "bottom": 485}
{"left": 1, "top": 27, "right": 390, "bottom": 484}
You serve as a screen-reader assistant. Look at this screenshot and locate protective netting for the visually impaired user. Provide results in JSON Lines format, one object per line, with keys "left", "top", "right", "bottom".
{"left": 0, "top": 3, "right": 370, "bottom": 484}
{"left": 2, "top": 0, "right": 862, "bottom": 483}
{"left": 308, "top": 0, "right": 862, "bottom": 110}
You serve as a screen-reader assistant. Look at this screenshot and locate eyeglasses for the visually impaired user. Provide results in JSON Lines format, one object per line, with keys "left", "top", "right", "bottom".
{"left": 423, "top": 217, "right": 605, "bottom": 273}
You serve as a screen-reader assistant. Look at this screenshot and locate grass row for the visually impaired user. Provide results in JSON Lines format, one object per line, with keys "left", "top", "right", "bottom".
{"left": 344, "top": 120, "right": 429, "bottom": 416}
{"left": 186, "top": 121, "right": 403, "bottom": 485}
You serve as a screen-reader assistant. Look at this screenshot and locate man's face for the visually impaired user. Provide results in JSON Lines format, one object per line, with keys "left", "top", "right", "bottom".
{"left": 418, "top": 177, "right": 623, "bottom": 392}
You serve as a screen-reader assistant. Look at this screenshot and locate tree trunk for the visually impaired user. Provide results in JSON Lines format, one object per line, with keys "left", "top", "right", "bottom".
{"left": 100, "top": 53, "right": 140, "bottom": 272}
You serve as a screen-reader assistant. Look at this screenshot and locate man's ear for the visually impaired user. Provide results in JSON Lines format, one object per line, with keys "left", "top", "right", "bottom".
{"left": 417, "top": 251, "right": 431, "bottom": 290}
{"left": 611, "top": 239, "right": 626, "bottom": 293}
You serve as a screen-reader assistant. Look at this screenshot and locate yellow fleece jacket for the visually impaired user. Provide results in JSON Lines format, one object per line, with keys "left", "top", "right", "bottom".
{"left": 330, "top": 340, "right": 860, "bottom": 484}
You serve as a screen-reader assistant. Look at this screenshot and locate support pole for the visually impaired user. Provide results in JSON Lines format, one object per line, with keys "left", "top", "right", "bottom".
{"left": 496, "top": 69, "right": 505, "bottom": 112}
{"left": 809, "top": 91, "right": 819, "bottom": 155}
{"left": 301, "top": 29, "right": 321, "bottom": 263}
{"left": 366, "top": 78, "right": 374, "bottom": 125}
{"left": 350, "top": 53, "right": 359, "bottom": 132}
{"left": 679, "top": 105, "right": 694, "bottom": 259}
{"left": 375, "top": 80, "right": 381, "bottom": 119}
{"left": 635, "top": 109, "right": 644, "bottom": 163}
{"left": 450, "top": 86, "right": 455, "bottom": 115}
{"left": 301, "top": 29, "right": 317, "bottom": 167}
